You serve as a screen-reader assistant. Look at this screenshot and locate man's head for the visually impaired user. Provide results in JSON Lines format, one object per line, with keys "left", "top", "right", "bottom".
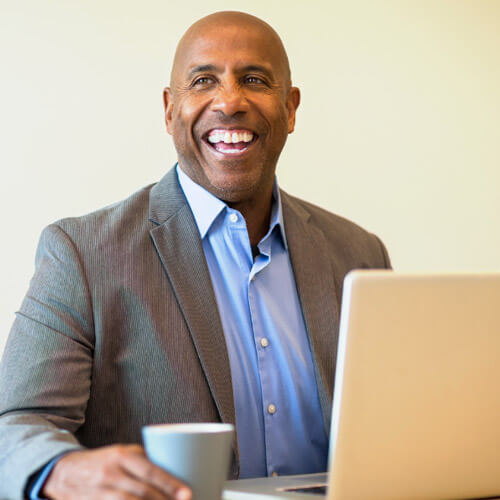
{"left": 164, "top": 11, "right": 300, "bottom": 207}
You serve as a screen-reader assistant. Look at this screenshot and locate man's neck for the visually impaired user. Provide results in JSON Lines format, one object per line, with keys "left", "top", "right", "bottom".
{"left": 228, "top": 195, "right": 273, "bottom": 247}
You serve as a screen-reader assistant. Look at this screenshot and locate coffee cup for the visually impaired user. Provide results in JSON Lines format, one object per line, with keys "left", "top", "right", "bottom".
{"left": 142, "top": 422, "right": 234, "bottom": 500}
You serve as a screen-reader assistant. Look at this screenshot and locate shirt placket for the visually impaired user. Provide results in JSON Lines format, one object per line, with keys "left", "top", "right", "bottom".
{"left": 247, "top": 239, "right": 279, "bottom": 476}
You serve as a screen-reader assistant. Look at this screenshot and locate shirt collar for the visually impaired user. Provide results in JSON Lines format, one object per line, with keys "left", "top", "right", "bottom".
{"left": 176, "top": 164, "right": 287, "bottom": 248}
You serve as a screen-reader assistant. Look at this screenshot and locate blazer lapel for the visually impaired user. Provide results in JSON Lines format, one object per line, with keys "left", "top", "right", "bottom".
{"left": 281, "top": 191, "right": 340, "bottom": 433}
{"left": 148, "top": 168, "right": 236, "bottom": 429}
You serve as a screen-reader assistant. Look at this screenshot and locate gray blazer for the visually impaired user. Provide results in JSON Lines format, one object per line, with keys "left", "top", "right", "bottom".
{"left": 0, "top": 168, "right": 391, "bottom": 499}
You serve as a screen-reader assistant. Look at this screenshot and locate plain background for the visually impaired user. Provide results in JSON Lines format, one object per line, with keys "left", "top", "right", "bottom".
{"left": 1, "top": 0, "right": 499, "bottom": 354}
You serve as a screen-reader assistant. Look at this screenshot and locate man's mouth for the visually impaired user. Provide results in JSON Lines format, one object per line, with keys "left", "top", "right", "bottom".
{"left": 204, "top": 128, "right": 256, "bottom": 155}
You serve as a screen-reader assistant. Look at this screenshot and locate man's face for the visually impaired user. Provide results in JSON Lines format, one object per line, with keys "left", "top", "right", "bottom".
{"left": 164, "top": 22, "right": 300, "bottom": 205}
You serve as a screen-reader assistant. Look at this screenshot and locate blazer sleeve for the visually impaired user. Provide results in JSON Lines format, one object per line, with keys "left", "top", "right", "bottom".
{"left": 0, "top": 224, "right": 94, "bottom": 499}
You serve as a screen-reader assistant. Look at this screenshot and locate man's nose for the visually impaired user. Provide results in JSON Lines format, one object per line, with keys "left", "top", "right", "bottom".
{"left": 210, "top": 84, "right": 250, "bottom": 116}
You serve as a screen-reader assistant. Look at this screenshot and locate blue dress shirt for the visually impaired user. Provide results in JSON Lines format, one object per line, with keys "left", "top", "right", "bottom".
{"left": 177, "top": 166, "right": 328, "bottom": 478}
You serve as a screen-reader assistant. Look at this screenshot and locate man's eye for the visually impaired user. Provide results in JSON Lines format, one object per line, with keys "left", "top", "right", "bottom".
{"left": 192, "top": 77, "right": 214, "bottom": 86}
{"left": 245, "top": 76, "right": 265, "bottom": 85}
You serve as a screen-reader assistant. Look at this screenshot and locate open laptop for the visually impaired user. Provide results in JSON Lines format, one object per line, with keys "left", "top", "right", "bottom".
{"left": 223, "top": 271, "right": 500, "bottom": 499}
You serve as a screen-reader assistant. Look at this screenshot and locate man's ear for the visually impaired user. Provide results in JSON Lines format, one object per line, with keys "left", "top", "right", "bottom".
{"left": 163, "top": 87, "right": 174, "bottom": 135}
{"left": 286, "top": 86, "right": 301, "bottom": 134}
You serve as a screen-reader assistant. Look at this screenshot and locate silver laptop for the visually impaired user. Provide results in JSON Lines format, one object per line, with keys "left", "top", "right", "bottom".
{"left": 224, "top": 271, "right": 500, "bottom": 499}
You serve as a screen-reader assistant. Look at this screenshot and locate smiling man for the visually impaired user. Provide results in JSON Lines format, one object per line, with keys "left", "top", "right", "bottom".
{"left": 0, "top": 11, "right": 390, "bottom": 500}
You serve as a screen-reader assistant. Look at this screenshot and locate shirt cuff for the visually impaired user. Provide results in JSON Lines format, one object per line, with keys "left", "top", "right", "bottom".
{"left": 27, "top": 453, "right": 67, "bottom": 500}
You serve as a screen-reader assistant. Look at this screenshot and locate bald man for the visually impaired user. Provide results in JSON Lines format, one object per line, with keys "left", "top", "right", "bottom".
{"left": 0, "top": 11, "right": 390, "bottom": 500}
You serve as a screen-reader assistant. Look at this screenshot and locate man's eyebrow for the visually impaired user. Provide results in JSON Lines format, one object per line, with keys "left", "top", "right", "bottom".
{"left": 188, "top": 64, "right": 220, "bottom": 77}
{"left": 187, "top": 64, "right": 276, "bottom": 81}
{"left": 241, "top": 65, "right": 275, "bottom": 80}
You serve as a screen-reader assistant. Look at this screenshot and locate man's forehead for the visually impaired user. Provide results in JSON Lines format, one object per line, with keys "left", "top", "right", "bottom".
{"left": 182, "top": 36, "right": 277, "bottom": 79}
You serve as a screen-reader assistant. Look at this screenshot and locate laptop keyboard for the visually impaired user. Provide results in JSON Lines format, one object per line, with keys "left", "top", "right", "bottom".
{"left": 282, "top": 484, "right": 327, "bottom": 495}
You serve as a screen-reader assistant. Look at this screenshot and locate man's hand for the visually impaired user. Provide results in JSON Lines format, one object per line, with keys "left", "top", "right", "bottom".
{"left": 42, "top": 444, "right": 192, "bottom": 500}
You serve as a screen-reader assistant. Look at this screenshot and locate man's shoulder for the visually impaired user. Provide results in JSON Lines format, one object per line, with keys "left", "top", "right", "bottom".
{"left": 51, "top": 182, "right": 157, "bottom": 239}
{"left": 281, "top": 190, "right": 391, "bottom": 269}
{"left": 282, "top": 190, "right": 375, "bottom": 239}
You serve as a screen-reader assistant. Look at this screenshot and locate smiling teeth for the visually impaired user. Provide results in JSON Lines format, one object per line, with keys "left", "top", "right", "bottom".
{"left": 208, "top": 130, "right": 254, "bottom": 144}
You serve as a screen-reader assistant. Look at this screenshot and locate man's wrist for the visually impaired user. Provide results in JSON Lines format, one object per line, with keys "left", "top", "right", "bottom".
{"left": 26, "top": 453, "right": 69, "bottom": 500}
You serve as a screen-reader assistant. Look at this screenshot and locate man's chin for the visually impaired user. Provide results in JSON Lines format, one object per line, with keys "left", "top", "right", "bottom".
{"left": 178, "top": 157, "right": 272, "bottom": 203}
{"left": 204, "top": 179, "right": 259, "bottom": 204}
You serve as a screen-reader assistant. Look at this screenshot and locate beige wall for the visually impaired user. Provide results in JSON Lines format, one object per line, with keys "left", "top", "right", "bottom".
{"left": 1, "top": 1, "right": 499, "bottom": 353}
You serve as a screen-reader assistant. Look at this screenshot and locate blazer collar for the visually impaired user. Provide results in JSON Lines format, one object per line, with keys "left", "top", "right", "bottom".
{"left": 149, "top": 167, "right": 188, "bottom": 225}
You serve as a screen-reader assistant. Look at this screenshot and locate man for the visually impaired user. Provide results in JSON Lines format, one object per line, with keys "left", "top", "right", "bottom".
{"left": 0, "top": 11, "right": 390, "bottom": 500}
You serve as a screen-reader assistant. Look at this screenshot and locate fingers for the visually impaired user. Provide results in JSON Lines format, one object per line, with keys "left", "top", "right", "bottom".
{"left": 42, "top": 445, "right": 192, "bottom": 500}
{"left": 118, "top": 445, "right": 192, "bottom": 500}
{"left": 106, "top": 476, "right": 178, "bottom": 500}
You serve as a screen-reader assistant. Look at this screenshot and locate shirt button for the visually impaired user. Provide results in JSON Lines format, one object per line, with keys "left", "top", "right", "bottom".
{"left": 271, "top": 471, "right": 279, "bottom": 477}
{"left": 229, "top": 213, "right": 238, "bottom": 223}
{"left": 267, "top": 404, "right": 276, "bottom": 415}
{"left": 260, "top": 338, "right": 269, "bottom": 348}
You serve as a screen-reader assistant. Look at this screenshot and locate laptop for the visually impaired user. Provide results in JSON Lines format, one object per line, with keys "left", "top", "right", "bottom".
{"left": 223, "top": 271, "right": 500, "bottom": 499}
